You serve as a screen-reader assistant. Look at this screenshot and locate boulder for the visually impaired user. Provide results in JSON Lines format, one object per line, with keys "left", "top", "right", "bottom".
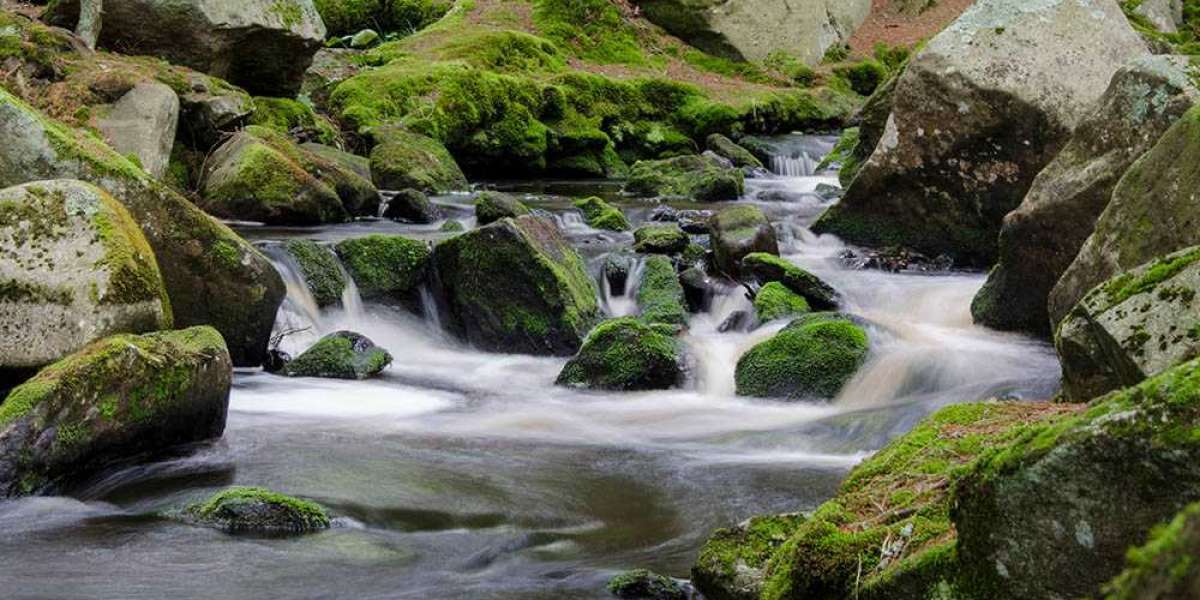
{"left": 753, "top": 282, "right": 810, "bottom": 323}
{"left": 0, "top": 327, "right": 231, "bottom": 497}
{"left": 474, "top": 191, "right": 530, "bottom": 226}
{"left": 185, "top": 486, "right": 330, "bottom": 534}
{"left": 383, "top": 188, "right": 443, "bottom": 224}
{"left": 247, "top": 97, "right": 339, "bottom": 146}
{"left": 1135, "top": 0, "right": 1184, "bottom": 33}
{"left": 369, "top": 127, "right": 468, "bottom": 193}
{"left": 434, "top": 216, "right": 599, "bottom": 355}
{"left": 0, "top": 89, "right": 283, "bottom": 366}
{"left": 735, "top": 313, "right": 868, "bottom": 400}
{"left": 706, "top": 134, "right": 763, "bottom": 170}
{"left": 350, "top": 29, "right": 381, "bottom": 49}
{"left": 633, "top": 224, "right": 689, "bottom": 255}
{"left": 742, "top": 253, "right": 839, "bottom": 310}
{"left": 973, "top": 56, "right": 1200, "bottom": 336}
{"left": 637, "top": 256, "right": 688, "bottom": 328}
{"left": 46, "top": 0, "right": 326, "bottom": 95}
{"left": 177, "top": 72, "right": 255, "bottom": 149}
{"left": 692, "top": 513, "right": 806, "bottom": 600}
{"left": 556, "top": 318, "right": 684, "bottom": 391}
{"left": 1050, "top": 105, "right": 1200, "bottom": 327}
{"left": 334, "top": 235, "right": 430, "bottom": 302}
{"left": 284, "top": 331, "right": 392, "bottom": 379}
{"left": 281, "top": 240, "right": 345, "bottom": 308}
{"left": 1056, "top": 246, "right": 1200, "bottom": 402}
{"left": 630, "top": 0, "right": 870, "bottom": 65}
{"left": 301, "top": 142, "right": 372, "bottom": 182}
{"left": 0, "top": 180, "right": 170, "bottom": 369}
{"left": 813, "top": 0, "right": 1146, "bottom": 266}
{"left": 626, "top": 154, "right": 744, "bottom": 202}
{"left": 94, "top": 82, "right": 180, "bottom": 180}
{"left": 606, "top": 569, "right": 687, "bottom": 600}
{"left": 1104, "top": 501, "right": 1200, "bottom": 599}
{"left": 574, "top": 196, "right": 629, "bottom": 231}
{"left": 710, "top": 206, "right": 778, "bottom": 278}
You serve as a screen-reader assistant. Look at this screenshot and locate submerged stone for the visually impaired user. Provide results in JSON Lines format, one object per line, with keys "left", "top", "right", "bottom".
{"left": 606, "top": 569, "right": 687, "bottom": 600}
{"left": 574, "top": 196, "right": 630, "bottom": 231}
{"left": 474, "top": 191, "right": 531, "bottom": 226}
{"left": 556, "top": 318, "right": 684, "bottom": 391}
{"left": 185, "top": 486, "right": 330, "bottom": 534}
{"left": 284, "top": 331, "right": 392, "bottom": 379}
{"left": 735, "top": 313, "right": 867, "bottom": 400}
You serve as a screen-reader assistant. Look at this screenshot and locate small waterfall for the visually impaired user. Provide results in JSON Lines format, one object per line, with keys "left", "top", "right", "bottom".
{"left": 598, "top": 254, "right": 645, "bottom": 318}
{"left": 770, "top": 153, "right": 819, "bottom": 178}
{"left": 417, "top": 284, "right": 443, "bottom": 333}
{"left": 261, "top": 242, "right": 369, "bottom": 356}
{"left": 754, "top": 133, "right": 840, "bottom": 177}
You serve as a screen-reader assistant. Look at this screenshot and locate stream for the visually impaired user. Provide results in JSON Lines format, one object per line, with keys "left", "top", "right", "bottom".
{"left": 0, "top": 135, "right": 1061, "bottom": 599}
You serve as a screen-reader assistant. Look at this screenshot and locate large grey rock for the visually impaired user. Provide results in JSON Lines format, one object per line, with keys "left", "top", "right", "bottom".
{"left": 177, "top": 72, "right": 254, "bottom": 150}
{"left": 973, "top": 55, "right": 1199, "bottom": 336}
{"left": 631, "top": 0, "right": 870, "bottom": 64}
{"left": 1050, "top": 104, "right": 1200, "bottom": 327}
{"left": 0, "top": 180, "right": 170, "bottom": 369}
{"left": 709, "top": 205, "right": 778, "bottom": 278}
{"left": 0, "top": 88, "right": 284, "bottom": 367}
{"left": 813, "top": 0, "right": 1147, "bottom": 266}
{"left": 95, "top": 82, "right": 180, "bottom": 179}
{"left": 1055, "top": 246, "right": 1200, "bottom": 402}
{"left": 1136, "top": 0, "right": 1184, "bottom": 32}
{"left": 47, "top": 0, "right": 326, "bottom": 95}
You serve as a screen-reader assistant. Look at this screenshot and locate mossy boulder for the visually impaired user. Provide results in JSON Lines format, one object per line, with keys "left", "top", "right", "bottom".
{"left": 637, "top": 256, "right": 688, "bottom": 328}
{"left": 754, "top": 282, "right": 811, "bottom": 323}
{"left": 300, "top": 142, "right": 372, "bottom": 182}
{"left": 556, "top": 318, "right": 684, "bottom": 391}
{"left": 440, "top": 219, "right": 465, "bottom": 233}
{"left": 706, "top": 134, "right": 763, "bottom": 170}
{"left": 606, "top": 568, "right": 686, "bottom": 600}
{"left": 710, "top": 206, "right": 778, "bottom": 278}
{"left": 185, "top": 486, "right": 330, "bottom": 534}
{"left": 248, "top": 97, "right": 339, "bottom": 146}
{"left": 383, "top": 188, "right": 443, "bottom": 224}
{"left": 0, "top": 88, "right": 283, "bottom": 367}
{"left": 282, "top": 240, "right": 346, "bottom": 308}
{"left": 200, "top": 130, "right": 349, "bottom": 225}
{"left": 0, "top": 327, "right": 231, "bottom": 497}
{"left": 626, "top": 154, "right": 744, "bottom": 202}
{"left": 742, "top": 253, "right": 839, "bottom": 310}
{"left": 975, "top": 55, "right": 1200, "bottom": 336}
{"left": 0, "top": 180, "right": 170, "bottom": 369}
{"left": 693, "top": 513, "right": 807, "bottom": 600}
{"left": 1103, "top": 501, "right": 1200, "bottom": 600}
{"left": 1051, "top": 104, "right": 1200, "bottom": 329}
{"left": 475, "top": 191, "right": 531, "bottom": 226}
{"left": 312, "top": 0, "right": 451, "bottom": 37}
{"left": 735, "top": 313, "right": 868, "bottom": 400}
{"left": 434, "top": 216, "right": 600, "bottom": 355}
{"left": 574, "top": 196, "right": 630, "bottom": 231}
{"left": 634, "top": 224, "right": 689, "bottom": 255}
{"left": 812, "top": 0, "right": 1146, "bottom": 266}
{"left": 333, "top": 235, "right": 430, "bottom": 302}
{"left": 369, "top": 127, "right": 468, "bottom": 193}
{"left": 283, "top": 331, "right": 392, "bottom": 379}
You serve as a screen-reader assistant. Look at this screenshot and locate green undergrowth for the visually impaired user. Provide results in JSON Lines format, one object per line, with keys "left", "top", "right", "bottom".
{"left": 1121, "top": 0, "right": 1200, "bottom": 54}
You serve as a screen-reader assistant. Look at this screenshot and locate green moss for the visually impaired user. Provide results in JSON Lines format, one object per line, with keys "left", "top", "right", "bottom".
{"left": 269, "top": 0, "right": 306, "bottom": 29}
{"left": 637, "top": 255, "right": 687, "bottom": 327}
{"left": 334, "top": 235, "right": 430, "bottom": 300}
{"left": 187, "top": 486, "right": 331, "bottom": 532}
{"left": 573, "top": 196, "right": 629, "bottom": 231}
{"left": 204, "top": 137, "right": 349, "bottom": 225}
{"left": 1104, "top": 501, "right": 1200, "bottom": 599}
{"left": 833, "top": 60, "right": 889, "bottom": 97}
{"left": 742, "top": 253, "right": 839, "bottom": 309}
{"left": 693, "top": 513, "right": 808, "bottom": 596}
{"left": 626, "top": 154, "right": 744, "bottom": 201}
{"left": 89, "top": 188, "right": 170, "bottom": 313}
{"left": 607, "top": 569, "right": 686, "bottom": 599}
{"left": 815, "top": 127, "right": 860, "bottom": 173}
{"left": 283, "top": 240, "right": 347, "bottom": 308}
{"left": 284, "top": 331, "right": 392, "bottom": 379}
{"left": 1102, "top": 246, "right": 1200, "bottom": 305}
{"left": 369, "top": 127, "right": 468, "bottom": 193}
{"left": 532, "top": 0, "right": 647, "bottom": 65}
{"left": 633, "top": 224, "right": 689, "bottom": 255}
{"left": 755, "top": 282, "right": 811, "bottom": 322}
{"left": 735, "top": 317, "right": 867, "bottom": 399}
{"left": 475, "top": 191, "right": 531, "bottom": 226}
{"left": 440, "top": 219, "right": 465, "bottom": 232}
{"left": 248, "top": 97, "right": 339, "bottom": 145}
{"left": 314, "top": 0, "right": 452, "bottom": 37}
{"left": 556, "top": 317, "right": 681, "bottom": 390}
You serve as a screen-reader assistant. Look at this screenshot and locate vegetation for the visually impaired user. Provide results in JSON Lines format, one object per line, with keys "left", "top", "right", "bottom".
{"left": 735, "top": 314, "right": 868, "bottom": 399}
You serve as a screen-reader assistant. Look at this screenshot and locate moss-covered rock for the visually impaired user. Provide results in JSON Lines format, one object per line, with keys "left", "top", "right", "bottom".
{"left": 185, "top": 486, "right": 330, "bottom": 534}
{"left": 606, "top": 568, "right": 687, "bottom": 600}
{"left": 242, "top": 125, "right": 380, "bottom": 217}
{"left": 248, "top": 96, "right": 339, "bottom": 145}
{"left": 693, "top": 513, "right": 807, "bottom": 600}
{"left": 0, "top": 180, "right": 170, "bottom": 369}
{"left": 440, "top": 219, "right": 465, "bottom": 233}
{"left": 1103, "top": 501, "right": 1200, "bottom": 600}
{"left": 574, "top": 196, "right": 630, "bottom": 231}
{"left": 301, "top": 142, "right": 372, "bottom": 182}
{"left": 0, "top": 87, "right": 283, "bottom": 367}
{"left": 284, "top": 331, "right": 392, "bottom": 379}
{"left": 735, "top": 314, "right": 867, "bottom": 400}
{"left": 474, "top": 191, "right": 531, "bottom": 226}
{"left": 742, "top": 253, "right": 839, "bottom": 310}
{"left": 633, "top": 224, "right": 690, "bottom": 255}
{"left": 710, "top": 206, "right": 778, "bottom": 278}
{"left": 626, "top": 154, "right": 744, "bottom": 202}
{"left": 333, "top": 235, "right": 430, "bottom": 302}
{"left": 637, "top": 256, "right": 688, "bottom": 328}
{"left": 0, "top": 327, "right": 231, "bottom": 497}
{"left": 369, "top": 127, "right": 468, "bottom": 193}
{"left": 313, "top": 0, "right": 451, "bottom": 37}
{"left": 282, "top": 240, "right": 346, "bottom": 308}
{"left": 556, "top": 318, "right": 684, "bottom": 391}
{"left": 754, "top": 282, "right": 811, "bottom": 323}
{"left": 434, "top": 216, "right": 599, "bottom": 355}
{"left": 706, "top": 133, "right": 763, "bottom": 170}
{"left": 383, "top": 188, "right": 443, "bottom": 224}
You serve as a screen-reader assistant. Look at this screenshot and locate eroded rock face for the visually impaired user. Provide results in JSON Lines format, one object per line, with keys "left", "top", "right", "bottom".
{"left": 1051, "top": 105, "right": 1200, "bottom": 328}
{"left": 47, "top": 0, "right": 326, "bottom": 95}
{"left": 94, "top": 82, "right": 180, "bottom": 180}
{"left": 0, "top": 327, "right": 232, "bottom": 497}
{"left": 1056, "top": 246, "right": 1200, "bottom": 402}
{"left": 0, "top": 180, "right": 170, "bottom": 369}
{"left": 973, "top": 55, "right": 1199, "bottom": 336}
{"left": 813, "top": 0, "right": 1146, "bottom": 266}
{"left": 631, "top": 0, "right": 870, "bottom": 65}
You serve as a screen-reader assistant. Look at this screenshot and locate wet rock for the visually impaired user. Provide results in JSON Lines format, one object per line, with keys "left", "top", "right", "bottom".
{"left": 434, "top": 216, "right": 599, "bottom": 355}
{"left": 248, "top": 126, "right": 380, "bottom": 217}
{"left": 637, "top": 256, "right": 688, "bottom": 328}
{"left": 474, "top": 191, "right": 531, "bottom": 226}
{"left": 284, "top": 331, "right": 392, "bottom": 379}
{"left": 813, "top": 0, "right": 1146, "bottom": 266}
{"left": 692, "top": 513, "right": 806, "bottom": 600}
{"left": 0, "top": 327, "right": 231, "bottom": 497}
{"left": 626, "top": 154, "right": 744, "bottom": 202}
{"left": 710, "top": 206, "right": 778, "bottom": 279}
{"left": 383, "top": 188, "right": 443, "bottom": 224}
{"left": 281, "top": 240, "right": 346, "bottom": 308}
{"left": 556, "top": 318, "right": 684, "bottom": 391}
{"left": 679, "top": 267, "right": 712, "bottom": 313}
{"left": 706, "top": 134, "right": 763, "bottom": 170}
{"left": 753, "top": 282, "right": 810, "bottom": 323}
{"left": 634, "top": 224, "right": 690, "bottom": 255}
{"left": 718, "top": 310, "right": 752, "bottom": 334}
{"left": 974, "top": 55, "right": 1199, "bottom": 336}
{"left": 369, "top": 127, "right": 467, "bottom": 194}
{"left": 836, "top": 247, "right": 953, "bottom": 273}
{"left": 0, "top": 180, "right": 170, "bottom": 370}
{"left": 735, "top": 313, "right": 867, "bottom": 400}
{"left": 574, "top": 196, "right": 629, "bottom": 231}
{"left": 606, "top": 568, "right": 687, "bottom": 600}
{"left": 94, "top": 82, "right": 180, "bottom": 180}
{"left": 177, "top": 72, "right": 255, "bottom": 149}
{"left": 604, "top": 254, "right": 635, "bottom": 296}
{"left": 742, "top": 253, "right": 838, "bottom": 309}
{"left": 185, "top": 486, "right": 330, "bottom": 534}
{"left": 334, "top": 235, "right": 430, "bottom": 302}
{"left": 263, "top": 349, "right": 291, "bottom": 374}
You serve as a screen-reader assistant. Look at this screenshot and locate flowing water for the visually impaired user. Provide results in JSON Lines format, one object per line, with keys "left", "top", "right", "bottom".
{"left": 0, "top": 135, "right": 1061, "bottom": 599}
